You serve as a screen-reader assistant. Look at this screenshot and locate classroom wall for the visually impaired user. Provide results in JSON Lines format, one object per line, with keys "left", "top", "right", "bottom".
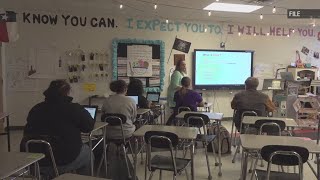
{"left": 2, "top": 2, "right": 320, "bottom": 126}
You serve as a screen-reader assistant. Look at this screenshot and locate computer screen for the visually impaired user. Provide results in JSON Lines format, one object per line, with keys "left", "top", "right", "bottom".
{"left": 127, "top": 96, "right": 139, "bottom": 105}
{"left": 147, "top": 92, "right": 160, "bottom": 102}
{"left": 83, "top": 105, "right": 98, "bottom": 120}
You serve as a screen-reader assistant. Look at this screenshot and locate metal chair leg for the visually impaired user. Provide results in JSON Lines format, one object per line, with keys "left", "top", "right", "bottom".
{"left": 159, "top": 170, "right": 162, "bottom": 180}
{"left": 231, "top": 121, "right": 235, "bottom": 147}
{"left": 122, "top": 144, "right": 132, "bottom": 178}
{"left": 148, "top": 171, "right": 154, "bottom": 180}
{"left": 250, "top": 157, "right": 259, "bottom": 180}
{"left": 232, "top": 145, "right": 240, "bottom": 163}
{"left": 185, "top": 168, "right": 189, "bottom": 180}
{"left": 204, "top": 143, "right": 212, "bottom": 180}
{"left": 249, "top": 157, "right": 254, "bottom": 173}
{"left": 211, "top": 142, "right": 218, "bottom": 166}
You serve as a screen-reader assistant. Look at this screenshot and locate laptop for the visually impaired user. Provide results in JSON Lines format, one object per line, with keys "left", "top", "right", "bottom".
{"left": 127, "top": 96, "right": 139, "bottom": 105}
{"left": 83, "top": 105, "right": 98, "bottom": 121}
{"left": 146, "top": 92, "right": 161, "bottom": 103}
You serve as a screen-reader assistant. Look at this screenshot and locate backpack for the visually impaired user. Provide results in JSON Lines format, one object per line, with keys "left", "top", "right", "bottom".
{"left": 207, "top": 124, "right": 231, "bottom": 154}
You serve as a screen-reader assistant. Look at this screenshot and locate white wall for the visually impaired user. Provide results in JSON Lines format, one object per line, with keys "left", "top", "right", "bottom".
{"left": 2, "top": 3, "right": 320, "bottom": 125}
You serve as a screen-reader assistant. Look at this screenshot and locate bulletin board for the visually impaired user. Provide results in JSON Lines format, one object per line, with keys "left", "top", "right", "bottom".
{"left": 112, "top": 38, "right": 165, "bottom": 92}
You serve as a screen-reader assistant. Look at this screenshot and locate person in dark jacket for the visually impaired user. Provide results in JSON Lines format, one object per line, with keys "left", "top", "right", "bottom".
{"left": 127, "top": 78, "right": 150, "bottom": 109}
{"left": 20, "top": 80, "right": 94, "bottom": 175}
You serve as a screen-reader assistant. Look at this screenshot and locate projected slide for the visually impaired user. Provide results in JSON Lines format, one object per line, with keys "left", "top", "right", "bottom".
{"left": 194, "top": 50, "right": 252, "bottom": 87}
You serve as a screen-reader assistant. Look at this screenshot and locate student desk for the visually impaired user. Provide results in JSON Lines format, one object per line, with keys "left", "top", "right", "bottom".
{"left": 53, "top": 173, "right": 111, "bottom": 180}
{"left": 240, "top": 134, "right": 320, "bottom": 180}
{"left": 0, "top": 152, "right": 44, "bottom": 179}
{"left": 83, "top": 121, "right": 108, "bottom": 176}
{"left": 176, "top": 111, "right": 224, "bottom": 176}
{"left": 132, "top": 125, "right": 197, "bottom": 180}
{"left": 0, "top": 112, "right": 11, "bottom": 151}
{"left": 242, "top": 116, "right": 298, "bottom": 128}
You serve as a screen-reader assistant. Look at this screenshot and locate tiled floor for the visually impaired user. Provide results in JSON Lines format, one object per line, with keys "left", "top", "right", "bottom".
{"left": 0, "top": 121, "right": 318, "bottom": 179}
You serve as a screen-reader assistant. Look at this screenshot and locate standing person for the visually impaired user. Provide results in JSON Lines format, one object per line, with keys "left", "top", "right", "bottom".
{"left": 102, "top": 80, "right": 137, "bottom": 139}
{"left": 20, "top": 80, "right": 94, "bottom": 176}
{"left": 231, "top": 77, "right": 276, "bottom": 130}
{"left": 167, "top": 60, "right": 187, "bottom": 108}
{"left": 166, "top": 60, "right": 186, "bottom": 125}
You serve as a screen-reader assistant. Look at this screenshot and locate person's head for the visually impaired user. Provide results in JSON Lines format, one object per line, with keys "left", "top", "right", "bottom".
{"left": 127, "top": 78, "right": 144, "bottom": 96}
{"left": 175, "top": 60, "right": 186, "bottom": 73}
{"left": 44, "top": 79, "right": 71, "bottom": 97}
{"left": 110, "top": 80, "right": 127, "bottom": 94}
{"left": 181, "top": 77, "right": 191, "bottom": 88}
{"left": 245, "top": 77, "right": 259, "bottom": 90}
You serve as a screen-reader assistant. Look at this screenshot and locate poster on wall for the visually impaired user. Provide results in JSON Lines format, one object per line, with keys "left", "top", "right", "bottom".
{"left": 127, "top": 45, "right": 153, "bottom": 77}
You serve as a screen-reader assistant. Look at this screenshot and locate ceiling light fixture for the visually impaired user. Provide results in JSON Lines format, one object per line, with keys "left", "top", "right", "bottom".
{"left": 266, "top": 32, "right": 270, "bottom": 36}
{"left": 272, "top": 6, "right": 276, "bottom": 13}
{"left": 154, "top": 4, "right": 157, "bottom": 10}
{"left": 208, "top": 11, "right": 211, "bottom": 16}
{"left": 313, "top": 23, "right": 316, "bottom": 27}
{"left": 260, "top": 14, "right": 263, "bottom": 20}
{"left": 253, "top": 33, "right": 257, "bottom": 36}
{"left": 120, "top": 4, "right": 123, "bottom": 9}
{"left": 204, "top": 2, "right": 263, "bottom": 13}
{"left": 166, "top": 19, "right": 169, "bottom": 23}
{"left": 205, "top": 28, "right": 207, "bottom": 32}
{"left": 238, "top": 32, "right": 241, "bottom": 36}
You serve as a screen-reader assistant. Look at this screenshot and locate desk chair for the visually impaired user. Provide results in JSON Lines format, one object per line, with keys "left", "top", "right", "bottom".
{"left": 100, "top": 113, "right": 134, "bottom": 179}
{"left": 232, "top": 109, "right": 261, "bottom": 163}
{"left": 183, "top": 113, "right": 218, "bottom": 180}
{"left": 253, "top": 145, "right": 309, "bottom": 180}
{"left": 177, "top": 107, "right": 191, "bottom": 126}
{"left": 144, "top": 131, "right": 191, "bottom": 180}
{"left": 26, "top": 139, "right": 59, "bottom": 178}
{"left": 249, "top": 120, "right": 286, "bottom": 175}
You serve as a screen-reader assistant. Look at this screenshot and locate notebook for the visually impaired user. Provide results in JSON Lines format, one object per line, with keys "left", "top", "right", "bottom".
{"left": 146, "top": 92, "right": 161, "bottom": 103}
{"left": 83, "top": 105, "right": 98, "bottom": 121}
{"left": 127, "top": 96, "right": 139, "bottom": 105}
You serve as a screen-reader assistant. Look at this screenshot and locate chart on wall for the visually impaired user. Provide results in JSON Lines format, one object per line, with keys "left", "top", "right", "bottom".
{"left": 112, "top": 39, "right": 165, "bottom": 92}
{"left": 127, "top": 45, "right": 153, "bottom": 77}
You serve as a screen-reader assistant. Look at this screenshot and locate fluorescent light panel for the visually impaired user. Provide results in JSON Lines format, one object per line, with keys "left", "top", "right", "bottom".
{"left": 203, "top": 2, "right": 263, "bottom": 13}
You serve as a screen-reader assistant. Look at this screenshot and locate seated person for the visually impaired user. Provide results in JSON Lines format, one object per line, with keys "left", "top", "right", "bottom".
{"left": 20, "top": 80, "right": 94, "bottom": 176}
{"left": 167, "top": 77, "right": 203, "bottom": 125}
{"left": 127, "top": 78, "right": 161, "bottom": 123}
{"left": 231, "top": 77, "right": 276, "bottom": 131}
{"left": 127, "top": 78, "right": 150, "bottom": 109}
{"left": 102, "top": 80, "right": 137, "bottom": 139}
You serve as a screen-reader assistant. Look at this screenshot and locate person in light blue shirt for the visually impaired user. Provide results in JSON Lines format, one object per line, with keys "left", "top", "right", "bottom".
{"left": 166, "top": 60, "right": 186, "bottom": 125}
{"left": 167, "top": 60, "right": 186, "bottom": 108}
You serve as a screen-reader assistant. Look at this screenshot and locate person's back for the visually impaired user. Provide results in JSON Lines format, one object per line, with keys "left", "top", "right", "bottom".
{"left": 174, "top": 89, "right": 202, "bottom": 112}
{"left": 231, "top": 77, "right": 275, "bottom": 130}
{"left": 102, "top": 80, "right": 137, "bottom": 139}
{"left": 102, "top": 94, "right": 137, "bottom": 139}
{"left": 20, "top": 80, "right": 94, "bottom": 174}
{"left": 232, "top": 89, "right": 269, "bottom": 116}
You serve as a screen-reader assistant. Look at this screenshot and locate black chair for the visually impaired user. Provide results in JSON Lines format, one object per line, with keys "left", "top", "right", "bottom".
{"left": 249, "top": 119, "right": 287, "bottom": 176}
{"left": 253, "top": 145, "right": 309, "bottom": 180}
{"left": 176, "top": 106, "right": 191, "bottom": 126}
{"left": 25, "top": 139, "right": 59, "bottom": 178}
{"left": 183, "top": 113, "right": 218, "bottom": 180}
{"left": 144, "top": 131, "right": 191, "bottom": 180}
{"left": 100, "top": 113, "right": 134, "bottom": 179}
{"left": 232, "top": 109, "right": 261, "bottom": 163}
{"left": 255, "top": 119, "right": 286, "bottom": 136}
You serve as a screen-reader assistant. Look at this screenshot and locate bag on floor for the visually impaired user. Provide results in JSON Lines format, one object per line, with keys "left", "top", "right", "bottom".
{"left": 207, "top": 124, "right": 231, "bottom": 154}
